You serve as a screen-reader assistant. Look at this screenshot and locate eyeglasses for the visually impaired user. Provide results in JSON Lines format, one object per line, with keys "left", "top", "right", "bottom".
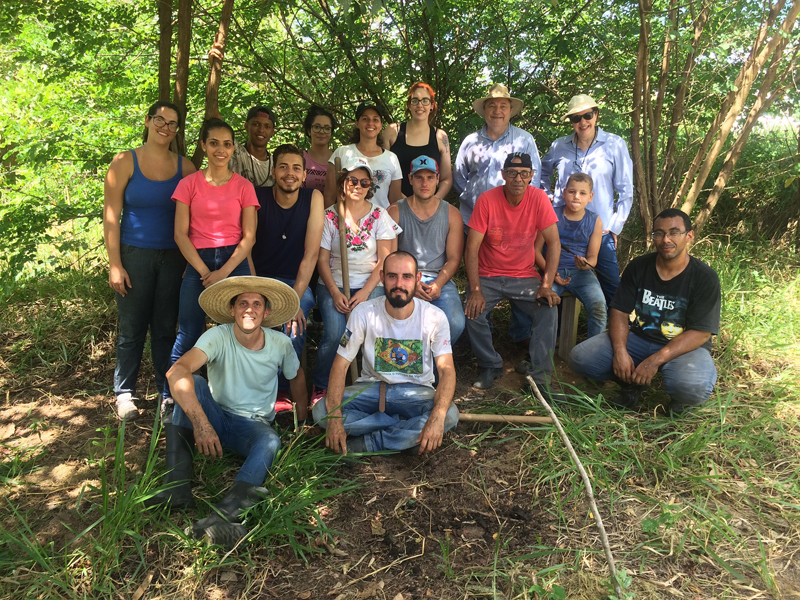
{"left": 651, "top": 229, "right": 689, "bottom": 240}
{"left": 504, "top": 169, "right": 532, "bottom": 180}
{"left": 311, "top": 124, "right": 332, "bottom": 133}
{"left": 150, "top": 115, "right": 180, "bottom": 132}
{"left": 409, "top": 98, "right": 432, "bottom": 106}
{"left": 346, "top": 176, "right": 371, "bottom": 188}
{"left": 568, "top": 111, "right": 596, "bottom": 124}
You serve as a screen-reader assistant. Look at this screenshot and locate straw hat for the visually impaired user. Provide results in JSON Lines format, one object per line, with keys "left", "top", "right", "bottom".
{"left": 473, "top": 84, "right": 523, "bottom": 118}
{"left": 563, "top": 94, "right": 599, "bottom": 120}
{"left": 199, "top": 277, "right": 299, "bottom": 327}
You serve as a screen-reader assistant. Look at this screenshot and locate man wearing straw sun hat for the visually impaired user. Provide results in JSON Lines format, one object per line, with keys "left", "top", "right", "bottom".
{"left": 145, "top": 276, "right": 303, "bottom": 550}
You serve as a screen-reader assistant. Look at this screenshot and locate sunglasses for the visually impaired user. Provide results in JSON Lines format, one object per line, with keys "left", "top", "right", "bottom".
{"left": 346, "top": 176, "right": 371, "bottom": 188}
{"left": 568, "top": 111, "right": 596, "bottom": 123}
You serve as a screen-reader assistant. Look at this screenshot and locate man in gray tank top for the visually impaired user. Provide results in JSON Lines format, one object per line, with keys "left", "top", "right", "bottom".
{"left": 388, "top": 156, "right": 465, "bottom": 343}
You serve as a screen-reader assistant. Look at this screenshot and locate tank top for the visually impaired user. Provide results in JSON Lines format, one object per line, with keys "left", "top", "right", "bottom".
{"left": 390, "top": 123, "right": 441, "bottom": 197}
{"left": 120, "top": 149, "right": 183, "bottom": 249}
{"left": 395, "top": 198, "right": 449, "bottom": 279}
{"left": 554, "top": 206, "right": 598, "bottom": 271}
{"left": 252, "top": 187, "right": 314, "bottom": 279}
{"left": 302, "top": 151, "right": 328, "bottom": 192}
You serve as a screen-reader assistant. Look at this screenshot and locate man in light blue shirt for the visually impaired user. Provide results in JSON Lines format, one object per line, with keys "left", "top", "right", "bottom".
{"left": 147, "top": 276, "right": 304, "bottom": 550}
{"left": 541, "top": 94, "right": 634, "bottom": 304}
{"left": 454, "top": 84, "right": 541, "bottom": 227}
{"left": 454, "top": 84, "right": 541, "bottom": 345}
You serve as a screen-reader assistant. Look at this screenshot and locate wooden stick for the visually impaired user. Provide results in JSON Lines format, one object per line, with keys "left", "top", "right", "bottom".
{"left": 458, "top": 412, "right": 553, "bottom": 424}
{"left": 524, "top": 375, "right": 622, "bottom": 597}
{"left": 334, "top": 157, "right": 359, "bottom": 384}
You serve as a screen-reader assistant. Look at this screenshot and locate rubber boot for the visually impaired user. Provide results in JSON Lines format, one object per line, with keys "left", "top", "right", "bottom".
{"left": 186, "top": 481, "right": 266, "bottom": 550}
{"left": 144, "top": 425, "right": 195, "bottom": 510}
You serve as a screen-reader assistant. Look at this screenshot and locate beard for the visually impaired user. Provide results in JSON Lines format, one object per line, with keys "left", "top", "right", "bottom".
{"left": 386, "top": 288, "right": 413, "bottom": 308}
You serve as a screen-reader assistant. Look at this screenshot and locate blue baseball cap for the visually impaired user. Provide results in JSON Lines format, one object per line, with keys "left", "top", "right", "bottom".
{"left": 409, "top": 155, "right": 439, "bottom": 175}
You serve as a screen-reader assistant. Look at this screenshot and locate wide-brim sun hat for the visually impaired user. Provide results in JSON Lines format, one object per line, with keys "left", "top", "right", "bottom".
{"left": 199, "top": 276, "right": 299, "bottom": 327}
{"left": 563, "top": 94, "right": 599, "bottom": 120}
{"left": 473, "top": 83, "right": 524, "bottom": 118}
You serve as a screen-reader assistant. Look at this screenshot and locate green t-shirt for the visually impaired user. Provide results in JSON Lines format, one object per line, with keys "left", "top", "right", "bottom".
{"left": 195, "top": 324, "right": 299, "bottom": 421}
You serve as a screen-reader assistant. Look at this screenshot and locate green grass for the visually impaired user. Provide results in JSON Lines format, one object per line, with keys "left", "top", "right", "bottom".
{"left": 0, "top": 238, "right": 798, "bottom": 598}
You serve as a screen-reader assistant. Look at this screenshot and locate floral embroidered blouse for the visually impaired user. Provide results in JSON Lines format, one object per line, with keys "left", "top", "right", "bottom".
{"left": 320, "top": 203, "right": 402, "bottom": 288}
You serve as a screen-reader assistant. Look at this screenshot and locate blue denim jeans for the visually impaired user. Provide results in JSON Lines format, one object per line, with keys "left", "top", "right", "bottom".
{"left": 568, "top": 332, "right": 717, "bottom": 410}
{"left": 312, "top": 283, "right": 384, "bottom": 390}
{"left": 466, "top": 276, "right": 557, "bottom": 384}
{"left": 552, "top": 268, "right": 608, "bottom": 338}
{"left": 171, "top": 375, "right": 281, "bottom": 485}
{"left": 170, "top": 245, "right": 250, "bottom": 370}
{"left": 422, "top": 276, "right": 465, "bottom": 344}
{"left": 272, "top": 277, "right": 315, "bottom": 391}
{"left": 595, "top": 233, "right": 621, "bottom": 306}
{"left": 312, "top": 381, "right": 460, "bottom": 451}
{"left": 114, "top": 245, "right": 186, "bottom": 398}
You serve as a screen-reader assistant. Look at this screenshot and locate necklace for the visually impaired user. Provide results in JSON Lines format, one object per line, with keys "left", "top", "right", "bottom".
{"left": 278, "top": 197, "right": 302, "bottom": 240}
{"left": 204, "top": 168, "right": 232, "bottom": 186}
{"left": 573, "top": 129, "right": 598, "bottom": 173}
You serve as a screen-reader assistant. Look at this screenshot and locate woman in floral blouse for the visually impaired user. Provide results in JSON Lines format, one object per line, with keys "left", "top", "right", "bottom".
{"left": 311, "top": 158, "right": 401, "bottom": 401}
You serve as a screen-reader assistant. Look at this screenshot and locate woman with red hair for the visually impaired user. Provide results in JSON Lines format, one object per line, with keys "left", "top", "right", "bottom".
{"left": 383, "top": 82, "right": 453, "bottom": 199}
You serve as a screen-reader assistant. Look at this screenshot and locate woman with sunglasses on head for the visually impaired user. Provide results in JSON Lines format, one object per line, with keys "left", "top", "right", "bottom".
{"left": 540, "top": 94, "right": 634, "bottom": 305}
{"left": 302, "top": 105, "right": 338, "bottom": 194}
{"left": 324, "top": 101, "right": 404, "bottom": 209}
{"left": 383, "top": 82, "right": 453, "bottom": 200}
{"left": 168, "top": 118, "right": 259, "bottom": 385}
{"left": 311, "top": 158, "right": 401, "bottom": 403}
{"left": 104, "top": 101, "right": 197, "bottom": 421}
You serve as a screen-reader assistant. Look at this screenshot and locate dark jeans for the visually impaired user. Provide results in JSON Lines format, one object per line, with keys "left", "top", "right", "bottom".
{"left": 170, "top": 245, "right": 249, "bottom": 370}
{"left": 596, "top": 233, "right": 621, "bottom": 306}
{"left": 114, "top": 244, "right": 185, "bottom": 398}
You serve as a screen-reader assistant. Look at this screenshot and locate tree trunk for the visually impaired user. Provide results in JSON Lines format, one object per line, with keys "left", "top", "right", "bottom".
{"left": 191, "top": 0, "right": 236, "bottom": 168}
{"left": 795, "top": 125, "right": 800, "bottom": 253}
{"left": 157, "top": 0, "right": 173, "bottom": 102}
{"left": 631, "top": 0, "right": 653, "bottom": 236}
{"left": 173, "top": 0, "right": 192, "bottom": 119}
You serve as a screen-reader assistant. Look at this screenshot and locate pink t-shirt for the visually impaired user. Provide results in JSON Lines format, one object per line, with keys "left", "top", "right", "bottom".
{"left": 172, "top": 171, "right": 259, "bottom": 249}
{"left": 302, "top": 151, "right": 328, "bottom": 192}
{"left": 468, "top": 185, "right": 557, "bottom": 279}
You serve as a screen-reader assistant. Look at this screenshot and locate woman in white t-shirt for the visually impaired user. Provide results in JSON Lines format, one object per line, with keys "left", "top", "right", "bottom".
{"left": 323, "top": 101, "right": 404, "bottom": 210}
{"left": 312, "top": 158, "right": 401, "bottom": 401}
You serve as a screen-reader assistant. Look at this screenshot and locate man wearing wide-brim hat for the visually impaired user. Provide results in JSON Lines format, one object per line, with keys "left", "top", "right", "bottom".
{"left": 454, "top": 83, "right": 542, "bottom": 228}
{"left": 145, "top": 276, "right": 304, "bottom": 550}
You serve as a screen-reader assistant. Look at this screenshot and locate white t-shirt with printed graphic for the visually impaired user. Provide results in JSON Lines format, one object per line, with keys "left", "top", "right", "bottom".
{"left": 337, "top": 297, "right": 452, "bottom": 388}
{"left": 320, "top": 203, "right": 401, "bottom": 289}
{"left": 329, "top": 145, "right": 402, "bottom": 209}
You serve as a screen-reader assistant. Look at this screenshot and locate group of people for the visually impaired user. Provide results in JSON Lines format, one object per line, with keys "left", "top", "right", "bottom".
{"left": 103, "top": 84, "right": 721, "bottom": 549}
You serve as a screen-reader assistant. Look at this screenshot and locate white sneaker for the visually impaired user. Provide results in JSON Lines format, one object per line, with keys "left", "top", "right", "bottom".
{"left": 115, "top": 393, "right": 139, "bottom": 421}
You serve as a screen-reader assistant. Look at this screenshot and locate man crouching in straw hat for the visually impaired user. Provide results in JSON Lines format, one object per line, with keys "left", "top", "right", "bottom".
{"left": 144, "top": 276, "right": 303, "bottom": 550}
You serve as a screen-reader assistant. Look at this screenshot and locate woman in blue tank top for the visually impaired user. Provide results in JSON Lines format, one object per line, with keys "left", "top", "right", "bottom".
{"left": 103, "top": 101, "right": 197, "bottom": 421}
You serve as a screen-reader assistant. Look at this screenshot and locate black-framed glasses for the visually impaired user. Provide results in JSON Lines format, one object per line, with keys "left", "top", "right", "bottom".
{"left": 311, "top": 124, "right": 332, "bottom": 133}
{"left": 409, "top": 98, "right": 432, "bottom": 106}
{"left": 651, "top": 229, "right": 689, "bottom": 240}
{"left": 151, "top": 115, "right": 180, "bottom": 132}
{"left": 503, "top": 169, "right": 533, "bottom": 180}
{"left": 346, "top": 176, "right": 371, "bottom": 188}
{"left": 568, "top": 111, "right": 596, "bottom": 124}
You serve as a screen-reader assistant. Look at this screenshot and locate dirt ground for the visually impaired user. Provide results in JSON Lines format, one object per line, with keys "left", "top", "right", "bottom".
{"left": 2, "top": 332, "right": 794, "bottom": 600}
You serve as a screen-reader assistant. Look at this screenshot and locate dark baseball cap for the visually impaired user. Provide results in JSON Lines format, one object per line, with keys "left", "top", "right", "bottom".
{"left": 355, "top": 100, "right": 389, "bottom": 121}
{"left": 246, "top": 105, "right": 277, "bottom": 126}
{"left": 503, "top": 152, "right": 533, "bottom": 170}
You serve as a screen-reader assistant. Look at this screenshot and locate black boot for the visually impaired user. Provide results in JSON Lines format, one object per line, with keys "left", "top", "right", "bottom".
{"left": 186, "top": 481, "right": 266, "bottom": 550}
{"left": 144, "top": 425, "right": 195, "bottom": 510}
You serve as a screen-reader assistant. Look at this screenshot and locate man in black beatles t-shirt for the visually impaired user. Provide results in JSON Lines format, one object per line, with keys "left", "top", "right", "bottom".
{"left": 568, "top": 208, "right": 720, "bottom": 415}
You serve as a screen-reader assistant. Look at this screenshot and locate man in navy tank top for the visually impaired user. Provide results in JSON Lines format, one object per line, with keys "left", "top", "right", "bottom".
{"left": 251, "top": 144, "right": 324, "bottom": 411}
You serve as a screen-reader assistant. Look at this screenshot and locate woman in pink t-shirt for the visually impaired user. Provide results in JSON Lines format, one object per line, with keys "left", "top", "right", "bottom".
{"left": 302, "top": 105, "right": 337, "bottom": 195}
{"left": 169, "top": 118, "right": 259, "bottom": 373}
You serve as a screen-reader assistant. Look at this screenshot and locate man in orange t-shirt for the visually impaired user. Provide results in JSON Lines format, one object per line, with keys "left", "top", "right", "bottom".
{"left": 464, "top": 153, "right": 562, "bottom": 391}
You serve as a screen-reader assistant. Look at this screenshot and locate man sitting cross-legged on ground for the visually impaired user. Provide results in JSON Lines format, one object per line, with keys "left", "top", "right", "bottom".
{"left": 387, "top": 155, "right": 465, "bottom": 344}
{"left": 313, "top": 251, "right": 460, "bottom": 455}
{"left": 464, "top": 152, "right": 562, "bottom": 392}
{"left": 146, "top": 276, "right": 305, "bottom": 549}
{"left": 569, "top": 209, "right": 721, "bottom": 416}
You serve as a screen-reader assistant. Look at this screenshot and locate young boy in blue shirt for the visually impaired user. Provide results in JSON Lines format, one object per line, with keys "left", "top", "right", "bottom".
{"left": 535, "top": 173, "right": 607, "bottom": 337}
